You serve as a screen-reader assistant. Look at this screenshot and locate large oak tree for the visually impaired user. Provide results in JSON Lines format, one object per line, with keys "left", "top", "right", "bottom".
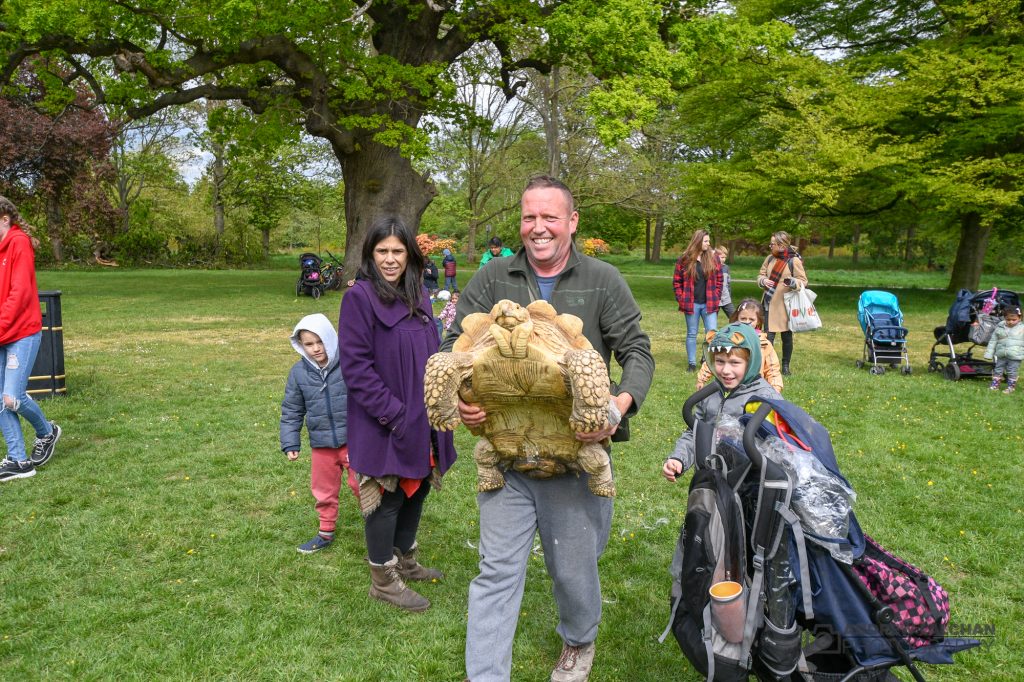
{"left": 1, "top": 0, "right": 690, "bottom": 272}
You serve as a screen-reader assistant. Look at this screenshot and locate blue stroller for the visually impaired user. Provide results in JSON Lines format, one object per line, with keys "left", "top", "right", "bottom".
{"left": 856, "top": 291, "right": 910, "bottom": 375}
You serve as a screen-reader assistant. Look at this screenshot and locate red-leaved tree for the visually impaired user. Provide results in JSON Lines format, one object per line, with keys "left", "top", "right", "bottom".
{"left": 0, "top": 60, "right": 117, "bottom": 262}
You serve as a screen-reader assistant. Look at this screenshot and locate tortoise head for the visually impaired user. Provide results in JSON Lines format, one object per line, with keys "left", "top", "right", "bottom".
{"left": 490, "top": 299, "right": 530, "bottom": 331}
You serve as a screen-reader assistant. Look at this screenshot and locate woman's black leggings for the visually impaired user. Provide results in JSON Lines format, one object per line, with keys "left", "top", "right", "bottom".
{"left": 364, "top": 481, "right": 430, "bottom": 564}
{"left": 766, "top": 330, "right": 794, "bottom": 365}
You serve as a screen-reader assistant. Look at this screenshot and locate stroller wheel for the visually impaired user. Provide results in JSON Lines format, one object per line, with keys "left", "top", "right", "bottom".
{"left": 943, "top": 363, "right": 960, "bottom": 381}
{"left": 901, "top": 365, "right": 912, "bottom": 375}
{"left": 312, "top": 286, "right": 321, "bottom": 300}
{"left": 927, "top": 361, "right": 939, "bottom": 372}
{"left": 855, "top": 360, "right": 864, "bottom": 369}
{"left": 296, "top": 281, "right": 303, "bottom": 297}
{"left": 869, "top": 365, "right": 885, "bottom": 375}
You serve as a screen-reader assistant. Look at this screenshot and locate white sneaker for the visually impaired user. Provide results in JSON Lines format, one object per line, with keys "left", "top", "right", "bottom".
{"left": 550, "top": 641, "right": 595, "bottom": 682}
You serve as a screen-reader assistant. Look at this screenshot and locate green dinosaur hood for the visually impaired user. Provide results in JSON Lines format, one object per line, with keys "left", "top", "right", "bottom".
{"left": 708, "top": 322, "right": 763, "bottom": 387}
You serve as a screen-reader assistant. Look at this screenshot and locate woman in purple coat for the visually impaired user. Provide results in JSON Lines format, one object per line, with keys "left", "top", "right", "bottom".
{"left": 338, "top": 217, "right": 457, "bottom": 612}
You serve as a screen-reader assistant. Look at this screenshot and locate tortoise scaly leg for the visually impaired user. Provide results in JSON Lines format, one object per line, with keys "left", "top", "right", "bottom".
{"left": 563, "top": 349, "right": 611, "bottom": 433}
{"left": 474, "top": 439, "right": 506, "bottom": 492}
{"left": 424, "top": 352, "right": 474, "bottom": 431}
{"left": 577, "top": 442, "right": 616, "bottom": 497}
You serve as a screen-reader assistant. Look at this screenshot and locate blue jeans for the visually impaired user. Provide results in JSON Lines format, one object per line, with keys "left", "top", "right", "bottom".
{"left": 685, "top": 304, "right": 718, "bottom": 366}
{"left": 0, "top": 332, "right": 52, "bottom": 462}
{"left": 444, "top": 275, "right": 458, "bottom": 292}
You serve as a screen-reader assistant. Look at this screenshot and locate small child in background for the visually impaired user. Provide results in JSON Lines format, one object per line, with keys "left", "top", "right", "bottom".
{"left": 280, "top": 314, "right": 358, "bottom": 554}
{"left": 985, "top": 305, "right": 1023, "bottom": 394}
{"left": 696, "top": 298, "right": 783, "bottom": 393}
{"left": 423, "top": 256, "right": 440, "bottom": 299}
{"left": 717, "top": 246, "right": 734, "bottom": 318}
{"left": 439, "top": 291, "right": 459, "bottom": 335}
{"left": 442, "top": 248, "right": 458, "bottom": 292}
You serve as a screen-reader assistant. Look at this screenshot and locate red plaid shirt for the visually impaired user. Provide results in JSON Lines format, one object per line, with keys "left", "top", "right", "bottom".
{"left": 673, "top": 254, "right": 724, "bottom": 314}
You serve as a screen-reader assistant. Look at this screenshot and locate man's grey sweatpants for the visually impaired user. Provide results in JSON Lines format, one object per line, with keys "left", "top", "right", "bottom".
{"left": 465, "top": 470, "right": 613, "bottom": 682}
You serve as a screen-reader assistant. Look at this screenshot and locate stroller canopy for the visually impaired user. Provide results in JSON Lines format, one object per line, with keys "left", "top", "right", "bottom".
{"left": 942, "top": 288, "right": 1021, "bottom": 343}
{"left": 857, "top": 290, "right": 903, "bottom": 336}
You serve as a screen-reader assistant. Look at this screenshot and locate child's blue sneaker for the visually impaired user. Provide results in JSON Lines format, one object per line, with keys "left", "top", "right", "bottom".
{"left": 297, "top": 534, "right": 333, "bottom": 554}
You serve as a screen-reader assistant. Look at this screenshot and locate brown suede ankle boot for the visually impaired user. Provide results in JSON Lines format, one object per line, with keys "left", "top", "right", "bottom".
{"left": 368, "top": 556, "right": 430, "bottom": 612}
{"left": 394, "top": 543, "right": 444, "bottom": 582}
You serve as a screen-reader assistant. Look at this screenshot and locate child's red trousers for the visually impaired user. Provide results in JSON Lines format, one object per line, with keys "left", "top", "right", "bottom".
{"left": 310, "top": 445, "right": 359, "bottom": 533}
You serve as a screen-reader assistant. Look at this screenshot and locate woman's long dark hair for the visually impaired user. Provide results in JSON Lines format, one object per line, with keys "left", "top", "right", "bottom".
{"left": 358, "top": 217, "right": 426, "bottom": 317}
{"left": 681, "top": 229, "right": 718, "bottom": 279}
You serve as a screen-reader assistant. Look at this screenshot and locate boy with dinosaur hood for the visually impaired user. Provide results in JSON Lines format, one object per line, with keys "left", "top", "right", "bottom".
{"left": 663, "top": 322, "right": 783, "bottom": 480}
{"left": 280, "top": 313, "right": 357, "bottom": 553}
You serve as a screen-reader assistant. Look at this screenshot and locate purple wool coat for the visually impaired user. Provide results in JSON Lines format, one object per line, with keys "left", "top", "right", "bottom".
{"left": 338, "top": 280, "right": 456, "bottom": 479}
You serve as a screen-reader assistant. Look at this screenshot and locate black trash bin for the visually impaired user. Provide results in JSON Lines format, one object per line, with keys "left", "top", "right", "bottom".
{"left": 28, "top": 290, "right": 66, "bottom": 399}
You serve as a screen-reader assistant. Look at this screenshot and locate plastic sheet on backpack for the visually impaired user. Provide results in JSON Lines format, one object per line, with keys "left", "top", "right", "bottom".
{"left": 712, "top": 415, "right": 856, "bottom": 561}
{"left": 710, "top": 416, "right": 748, "bottom": 472}
{"left": 760, "top": 433, "right": 856, "bottom": 562}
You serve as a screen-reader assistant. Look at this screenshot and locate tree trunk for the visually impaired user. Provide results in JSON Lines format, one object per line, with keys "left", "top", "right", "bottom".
{"left": 947, "top": 212, "right": 991, "bottom": 292}
{"left": 644, "top": 217, "right": 651, "bottom": 261}
{"left": 828, "top": 236, "right": 835, "bottom": 259}
{"left": 44, "top": 193, "right": 65, "bottom": 263}
{"left": 904, "top": 224, "right": 915, "bottom": 262}
{"left": 467, "top": 219, "right": 480, "bottom": 263}
{"left": 211, "top": 139, "right": 226, "bottom": 259}
{"left": 340, "top": 139, "right": 437, "bottom": 277}
{"left": 851, "top": 225, "right": 861, "bottom": 265}
{"left": 652, "top": 215, "right": 665, "bottom": 263}
{"left": 261, "top": 227, "right": 271, "bottom": 260}
{"left": 544, "top": 68, "right": 561, "bottom": 178}
{"left": 117, "top": 175, "right": 132, "bottom": 234}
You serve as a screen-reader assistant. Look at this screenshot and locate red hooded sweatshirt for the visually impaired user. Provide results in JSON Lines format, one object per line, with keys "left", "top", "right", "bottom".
{"left": 0, "top": 225, "right": 43, "bottom": 345}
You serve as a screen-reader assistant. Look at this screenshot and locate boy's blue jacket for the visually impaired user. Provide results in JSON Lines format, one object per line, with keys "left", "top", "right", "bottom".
{"left": 280, "top": 314, "right": 348, "bottom": 452}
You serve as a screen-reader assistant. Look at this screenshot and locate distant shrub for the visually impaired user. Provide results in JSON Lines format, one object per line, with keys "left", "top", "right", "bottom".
{"left": 581, "top": 237, "right": 610, "bottom": 257}
{"left": 417, "top": 233, "right": 458, "bottom": 256}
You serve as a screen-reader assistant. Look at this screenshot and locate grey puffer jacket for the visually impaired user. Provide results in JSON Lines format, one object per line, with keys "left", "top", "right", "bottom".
{"left": 280, "top": 314, "right": 348, "bottom": 452}
{"left": 668, "top": 376, "right": 782, "bottom": 471}
{"left": 985, "top": 320, "right": 1024, "bottom": 362}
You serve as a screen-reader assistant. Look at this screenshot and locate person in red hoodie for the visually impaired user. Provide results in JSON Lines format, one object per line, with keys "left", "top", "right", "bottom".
{"left": 0, "top": 196, "right": 61, "bottom": 482}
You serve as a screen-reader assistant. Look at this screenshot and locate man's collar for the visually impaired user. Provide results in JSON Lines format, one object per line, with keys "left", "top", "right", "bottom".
{"left": 508, "top": 243, "right": 582, "bottom": 278}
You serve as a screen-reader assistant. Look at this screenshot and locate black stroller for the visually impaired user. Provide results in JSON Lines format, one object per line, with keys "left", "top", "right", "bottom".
{"left": 662, "top": 385, "right": 980, "bottom": 681}
{"left": 295, "top": 251, "right": 343, "bottom": 299}
{"left": 928, "top": 288, "right": 1020, "bottom": 381}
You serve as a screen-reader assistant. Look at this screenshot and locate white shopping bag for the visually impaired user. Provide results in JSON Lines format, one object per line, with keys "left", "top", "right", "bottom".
{"left": 785, "top": 286, "right": 822, "bottom": 332}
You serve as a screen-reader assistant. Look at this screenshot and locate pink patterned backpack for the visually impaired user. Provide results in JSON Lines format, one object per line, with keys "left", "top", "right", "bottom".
{"left": 852, "top": 535, "right": 950, "bottom": 648}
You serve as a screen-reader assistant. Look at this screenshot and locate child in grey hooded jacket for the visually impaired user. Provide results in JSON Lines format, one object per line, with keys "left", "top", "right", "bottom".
{"left": 281, "top": 313, "right": 357, "bottom": 553}
{"left": 663, "top": 322, "right": 783, "bottom": 478}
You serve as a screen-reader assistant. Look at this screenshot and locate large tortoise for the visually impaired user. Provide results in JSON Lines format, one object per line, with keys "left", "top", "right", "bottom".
{"left": 424, "top": 299, "right": 615, "bottom": 497}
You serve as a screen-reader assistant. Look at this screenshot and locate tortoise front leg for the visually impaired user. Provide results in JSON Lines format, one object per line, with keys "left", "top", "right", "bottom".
{"left": 563, "top": 348, "right": 611, "bottom": 434}
{"left": 424, "top": 352, "right": 474, "bottom": 431}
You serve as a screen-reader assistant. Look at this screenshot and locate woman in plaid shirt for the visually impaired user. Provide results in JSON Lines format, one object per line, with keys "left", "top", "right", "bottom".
{"left": 673, "top": 229, "right": 724, "bottom": 372}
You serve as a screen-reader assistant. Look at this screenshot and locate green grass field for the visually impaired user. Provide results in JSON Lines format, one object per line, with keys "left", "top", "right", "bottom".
{"left": 0, "top": 262, "right": 1020, "bottom": 681}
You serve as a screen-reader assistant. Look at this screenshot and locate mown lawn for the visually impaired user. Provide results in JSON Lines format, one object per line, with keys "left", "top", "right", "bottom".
{"left": 0, "top": 263, "right": 1019, "bottom": 681}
